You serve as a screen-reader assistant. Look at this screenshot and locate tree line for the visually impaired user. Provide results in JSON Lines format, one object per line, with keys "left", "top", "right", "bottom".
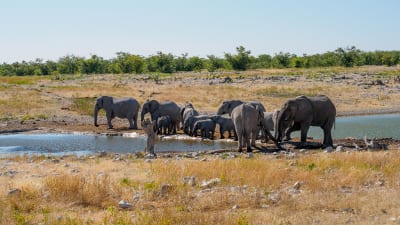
{"left": 1, "top": 46, "right": 399, "bottom": 76}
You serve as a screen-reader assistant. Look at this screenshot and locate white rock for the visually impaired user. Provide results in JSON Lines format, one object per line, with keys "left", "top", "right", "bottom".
{"left": 201, "top": 178, "right": 221, "bottom": 188}
{"left": 118, "top": 200, "right": 133, "bottom": 209}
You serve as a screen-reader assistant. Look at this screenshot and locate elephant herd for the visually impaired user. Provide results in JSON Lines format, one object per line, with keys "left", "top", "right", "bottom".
{"left": 94, "top": 95, "right": 336, "bottom": 152}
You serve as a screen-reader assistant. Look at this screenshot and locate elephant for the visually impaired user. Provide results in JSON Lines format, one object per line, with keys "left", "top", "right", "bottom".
{"left": 157, "top": 115, "right": 173, "bottom": 135}
{"left": 191, "top": 119, "right": 216, "bottom": 139}
{"left": 180, "top": 102, "right": 199, "bottom": 134}
{"left": 94, "top": 96, "right": 140, "bottom": 129}
{"left": 210, "top": 115, "right": 236, "bottom": 139}
{"left": 231, "top": 103, "right": 277, "bottom": 152}
{"left": 186, "top": 115, "right": 214, "bottom": 136}
{"left": 216, "top": 100, "right": 266, "bottom": 116}
{"left": 275, "top": 95, "right": 336, "bottom": 147}
{"left": 141, "top": 100, "right": 181, "bottom": 134}
{"left": 262, "top": 109, "right": 280, "bottom": 140}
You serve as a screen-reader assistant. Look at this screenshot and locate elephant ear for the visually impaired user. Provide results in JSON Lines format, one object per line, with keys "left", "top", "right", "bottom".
{"left": 102, "top": 96, "right": 113, "bottom": 108}
{"left": 148, "top": 100, "right": 157, "bottom": 112}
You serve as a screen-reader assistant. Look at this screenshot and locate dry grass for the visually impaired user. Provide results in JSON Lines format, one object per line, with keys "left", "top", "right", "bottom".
{"left": 0, "top": 150, "right": 399, "bottom": 224}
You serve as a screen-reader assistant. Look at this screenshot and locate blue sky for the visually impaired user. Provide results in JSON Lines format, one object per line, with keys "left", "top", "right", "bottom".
{"left": 1, "top": 0, "right": 399, "bottom": 63}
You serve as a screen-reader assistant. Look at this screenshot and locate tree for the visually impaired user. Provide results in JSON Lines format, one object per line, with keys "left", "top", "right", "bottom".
{"left": 335, "top": 46, "right": 361, "bottom": 67}
{"left": 272, "top": 52, "right": 292, "bottom": 68}
{"left": 146, "top": 52, "right": 175, "bottom": 73}
{"left": 57, "top": 55, "right": 84, "bottom": 74}
{"left": 82, "top": 55, "right": 107, "bottom": 74}
{"left": 224, "top": 46, "right": 252, "bottom": 70}
{"left": 206, "top": 55, "right": 226, "bottom": 72}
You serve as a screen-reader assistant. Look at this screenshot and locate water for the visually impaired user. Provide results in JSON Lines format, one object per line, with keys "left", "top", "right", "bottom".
{"left": 0, "top": 133, "right": 236, "bottom": 157}
{"left": 292, "top": 114, "right": 400, "bottom": 140}
{"left": 0, "top": 114, "right": 399, "bottom": 157}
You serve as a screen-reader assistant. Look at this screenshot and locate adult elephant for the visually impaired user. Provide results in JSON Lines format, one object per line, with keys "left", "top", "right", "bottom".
{"left": 275, "top": 95, "right": 336, "bottom": 147}
{"left": 180, "top": 102, "right": 199, "bottom": 134}
{"left": 141, "top": 100, "right": 181, "bottom": 133}
{"left": 94, "top": 96, "right": 140, "bottom": 129}
{"left": 231, "top": 103, "right": 277, "bottom": 152}
{"left": 216, "top": 100, "right": 266, "bottom": 116}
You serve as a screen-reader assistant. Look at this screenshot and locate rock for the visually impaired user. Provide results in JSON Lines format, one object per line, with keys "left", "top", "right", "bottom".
{"left": 96, "top": 151, "right": 107, "bottom": 157}
{"left": 7, "top": 170, "right": 17, "bottom": 177}
{"left": 299, "top": 149, "right": 307, "bottom": 153}
{"left": 324, "top": 146, "right": 333, "bottom": 153}
{"left": 335, "top": 146, "right": 344, "bottom": 152}
{"left": 201, "top": 178, "right": 221, "bottom": 189}
{"left": 268, "top": 192, "right": 280, "bottom": 203}
{"left": 144, "top": 153, "right": 156, "bottom": 159}
{"left": 375, "top": 179, "right": 385, "bottom": 187}
{"left": 183, "top": 176, "right": 196, "bottom": 186}
{"left": 160, "top": 184, "right": 174, "bottom": 197}
{"left": 340, "top": 186, "right": 353, "bottom": 193}
{"left": 144, "top": 159, "right": 152, "bottom": 163}
{"left": 8, "top": 188, "right": 21, "bottom": 196}
{"left": 118, "top": 200, "right": 133, "bottom": 209}
{"left": 52, "top": 159, "right": 60, "bottom": 163}
{"left": 232, "top": 205, "right": 239, "bottom": 210}
{"left": 245, "top": 153, "right": 253, "bottom": 158}
{"left": 71, "top": 169, "right": 80, "bottom": 173}
{"left": 293, "top": 181, "right": 303, "bottom": 190}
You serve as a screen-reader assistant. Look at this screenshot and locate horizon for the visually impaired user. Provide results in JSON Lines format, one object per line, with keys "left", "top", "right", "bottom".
{"left": 1, "top": 0, "right": 400, "bottom": 63}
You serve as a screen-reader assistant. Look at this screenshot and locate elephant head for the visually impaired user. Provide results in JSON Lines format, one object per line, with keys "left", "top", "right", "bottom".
{"left": 275, "top": 99, "right": 298, "bottom": 142}
{"left": 216, "top": 100, "right": 242, "bottom": 115}
{"left": 94, "top": 96, "right": 113, "bottom": 127}
{"left": 141, "top": 100, "right": 160, "bottom": 121}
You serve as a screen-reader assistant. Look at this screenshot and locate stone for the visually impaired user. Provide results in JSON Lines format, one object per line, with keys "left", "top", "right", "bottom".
{"left": 268, "top": 192, "right": 280, "bottom": 203}
{"left": 118, "top": 200, "right": 133, "bottom": 209}
{"left": 8, "top": 188, "right": 21, "bottom": 196}
{"left": 324, "top": 146, "right": 333, "bottom": 153}
{"left": 232, "top": 205, "right": 239, "bottom": 210}
{"left": 183, "top": 176, "right": 196, "bottom": 186}
{"left": 97, "top": 151, "right": 107, "bottom": 157}
{"left": 293, "top": 181, "right": 303, "bottom": 190}
{"left": 160, "top": 184, "right": 174, "bottom": 197}
{"left": 201, "top": 178, "right": 221, "bottom": 189}
{"left": 335, "top": 146, "right": 344, "bottom": 152}
{"left": 245, "top": 153, "right": 254, "bottom": 158}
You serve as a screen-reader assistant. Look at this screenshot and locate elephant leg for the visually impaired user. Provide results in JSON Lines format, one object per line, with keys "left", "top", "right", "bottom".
{"left": 128, "top": 118, "right": 135, "bottom": 129}
{"left": 322, "top": 124, "right": 333, "bottom": 147}
{"left": 106, "top": 112, "right": 113, "bottom": 129}
{"left": 220, "top": 127, "right": 224, "bottom": 139}
{"left": 133, "top": 114, "right": 138, "bottom": 129}
{"left": 237, "top": 131, "right": 243, "bottom": 152}
{"left": 250, "top": 128, "right": 257, "bottom": 147}
{"left": 246, "top": 132, "right": 253, "bottom": 152}
{"left": 300, "top": 123, "right": 310, "bottom": 143}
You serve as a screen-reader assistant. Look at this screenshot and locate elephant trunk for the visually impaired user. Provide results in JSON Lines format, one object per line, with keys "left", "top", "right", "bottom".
{"left": 94, "top": 105, "right": 99, "bottom": 127}
{"left": 275, "top": 112, "right": 284, "bottom": 142}
{"left": 141, "top": 109, "right": 146, "bottom": 122}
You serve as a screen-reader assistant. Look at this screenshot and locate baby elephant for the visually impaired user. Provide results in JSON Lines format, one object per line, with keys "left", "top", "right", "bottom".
{"left": 191, "top": 119, "right": 216, "bottom": 139}
{"left": 157, "top": 115, "right": 173, "bottom": 135}
{"left": 210, "top": 115, "right": 236, "bottom": 139}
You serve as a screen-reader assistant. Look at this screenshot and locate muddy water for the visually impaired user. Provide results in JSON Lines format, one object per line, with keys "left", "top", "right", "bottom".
{"left": 0, "top": 133, "right": 236, "bottom": 157}
{"left": 0, "top": 114, "right": 399, "bottom": 157}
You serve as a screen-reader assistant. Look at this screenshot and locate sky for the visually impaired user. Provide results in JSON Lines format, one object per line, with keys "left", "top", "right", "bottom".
{"left": 1, "top": 0, "right": 399, "bottom": 63}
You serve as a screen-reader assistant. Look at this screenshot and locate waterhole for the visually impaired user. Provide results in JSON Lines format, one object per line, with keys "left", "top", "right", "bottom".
{"left": 0, "top": 114, "right": 399, "bottom": 157}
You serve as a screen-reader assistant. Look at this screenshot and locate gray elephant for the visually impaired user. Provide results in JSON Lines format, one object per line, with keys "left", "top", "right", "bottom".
{"left": 180, "top": 102, "right": 199, "bottom": 134}
{"left": 262, "top": 109, "right": 280, "bottom": 139}
{"left": 231, "top": 103, "right": 277, "bottom": 152}
{"left": 186, "top": 115, "right": 214, "bottom": 136}
{"left": 191, "top": 119, "right": 216, "bottom": 139}
{"left": 94, "top": 96, "right": 140, "bottom": 129}
{"left": 141, "top": 100, "right": 181, "bottom": 134}
{"left": 210, "top": 115, "right": 236, "bottom": 139}
{"left": 217, "top": 100, "right": 266, "bottom": 116}
{"left": 157, "top": 115, "right": 173, "bottom": 135}
{"left": 275, "top": 95, "right": 336, "bottom": 147}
